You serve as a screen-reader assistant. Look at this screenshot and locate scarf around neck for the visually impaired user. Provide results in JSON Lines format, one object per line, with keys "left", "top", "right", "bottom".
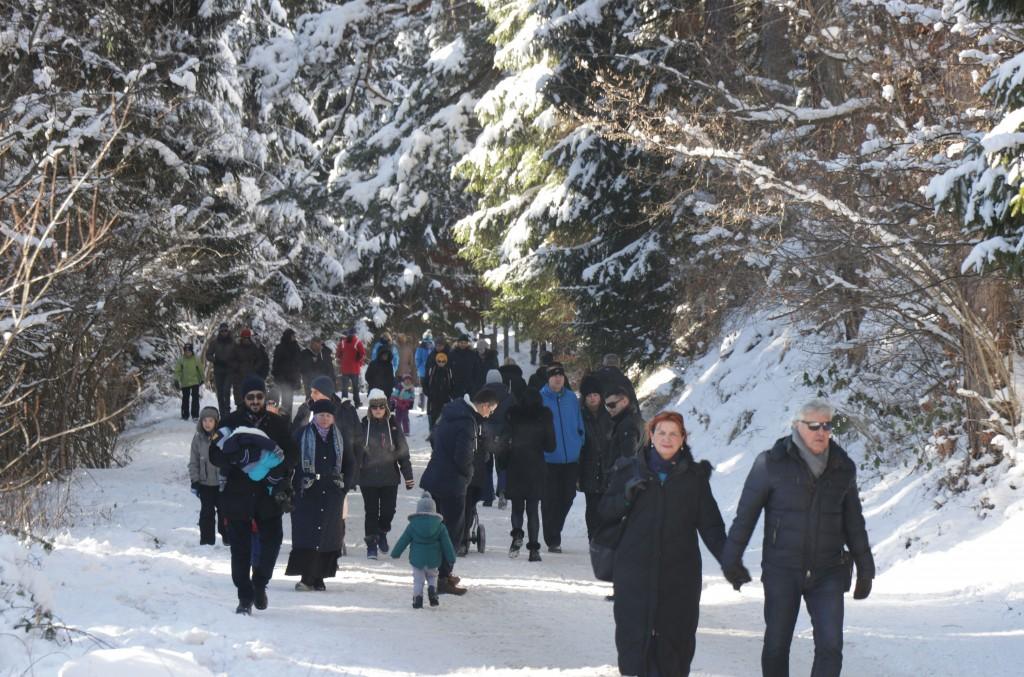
{"left": 791, "top": 430, "right": 829, "bottom": 478}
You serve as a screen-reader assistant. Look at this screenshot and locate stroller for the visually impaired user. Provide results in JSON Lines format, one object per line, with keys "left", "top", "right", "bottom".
{"left": 461, "top": 509, "right": 486, "bottom": 555}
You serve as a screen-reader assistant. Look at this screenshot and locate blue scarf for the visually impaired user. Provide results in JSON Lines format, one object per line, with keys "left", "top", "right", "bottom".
{"left": 299, "top": 423, "right": 345, "bottom": 492}
{"left": 646, "top": 445, "right": 682, "bottom": 483}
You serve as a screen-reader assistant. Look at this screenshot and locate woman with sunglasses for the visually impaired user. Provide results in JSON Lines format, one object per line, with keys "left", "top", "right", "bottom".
{"left": 360, "top": 388, "right": 414, "bottom": 559}
{"left": 599, "top": 410, "right": 727, "bottom": 676}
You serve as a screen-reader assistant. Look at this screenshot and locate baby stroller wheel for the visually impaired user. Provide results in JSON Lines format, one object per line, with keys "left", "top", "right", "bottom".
{"left": 476, "top": 522, "right": 486, "bottom": 553}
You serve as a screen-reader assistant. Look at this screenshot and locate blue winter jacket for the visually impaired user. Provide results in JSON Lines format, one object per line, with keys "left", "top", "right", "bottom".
{"left": 420, "top": 398, "right": 479, "bottom": 497}
{"left": 415, "top": 340, "right": 434, "bottom": 378}
{"left": 540, "top": 385, "right": 585, "bottom": 464}
{"left": 370, "top": 339, "right": 401, "bottom": 373}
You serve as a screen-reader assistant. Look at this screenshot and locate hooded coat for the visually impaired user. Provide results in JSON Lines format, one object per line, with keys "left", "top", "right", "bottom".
{"left": 336, "top": 335, "right": 366, "bottom": 375}
{"left": 271, "top": 330, "right": 303, "bottom": 388}
{"left": 600, "top": 447, "right": 727, "bottom": 677}
{"left": 188, "top": 407, "right": 221, "bottom": 486}
{"left": 391, "top": 512, "right": 457, "bottom": 570}
{"left": 499, "top": 390, "right": 556, "bottom": 501}
{"left": 174, "top": 354, "right": 205, "bottom": 389}
{"left": 365, "top": 350, "right": 396, "bottom": 395}
{"left": 421, "top": 398, "right": 479, "bottom": 497}
{"left": 448, "top": 346, "right": 484, "bottom": 398}
{"left": 359, "top": 413, "right": 413, "bottom": 488}
{"left": 498, "top": 364, "right": 528, "bottom": 400}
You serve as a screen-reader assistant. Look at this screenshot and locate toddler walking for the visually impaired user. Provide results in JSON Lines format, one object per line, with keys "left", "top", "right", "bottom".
{"left": 390, "top": 492, "right": 456, "bottom": 608}
{"left": 391, "top": 374, "right": 416, "bottom": 434}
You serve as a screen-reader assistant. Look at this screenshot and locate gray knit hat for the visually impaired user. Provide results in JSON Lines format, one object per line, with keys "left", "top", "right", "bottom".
{"left": 410, "top": 492, "right": 441, "bottom": 519}
{"left": 485, "top": 369, "right": 503, "bottom": 385}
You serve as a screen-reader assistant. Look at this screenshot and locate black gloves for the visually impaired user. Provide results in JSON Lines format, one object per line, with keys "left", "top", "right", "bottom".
{"left": 853, "top": 577, "right": 872, "bottom": 600}
{"left": 624, "top": 476, "right": 647, "bottom": 503}
{"left": 271, "top": 483, "right": 294, "bottom": 513}
{"left": 723, "top": 564, "right": 752, "bottom": 591}
{"left": 190, "top": 482, "right": 200, "bottom": 496}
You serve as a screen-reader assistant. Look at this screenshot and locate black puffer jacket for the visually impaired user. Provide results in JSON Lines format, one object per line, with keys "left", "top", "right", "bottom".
{"left": 609, "top": 408, "right": 646, "bottom": 466}
{"left": 599, "top": 447, "right": 726, "bottom": 677}
{"left": 359, "top": 414, "right": 412, "bottom": 488}
{"left": 721, "top": 435, "right": 875, "bottom": 580}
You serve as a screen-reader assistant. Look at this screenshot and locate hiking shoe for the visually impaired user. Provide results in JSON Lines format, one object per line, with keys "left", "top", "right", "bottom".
{"left": 294, "top": 582, "right": 314, "bottom": 592}
{"left": 428, "top": 586, "right": 439, "bottom": 607}
{"left": 547, "top": 545, "right": 562, "bottom": 554}
{"left": 367, "top": 542, "right": 378, "bottom": 560}
{"left": 236, "top": 600, "right": 252, "bottom": 615}
{"left": 378, "top": 533, "right": 389, "bottom": 554}
{"left": 412, "top": 595, "right": 423, "bottom": 609}
{"left": 447, "top": 574, "right": 461, "bottom": 585}
{"left": 528, "top": 549, "right": 542, "bottom": 562}
{"left": 438, "top": 576, "right": 467, "bottom": 595}
{"left": 253, "top": 588, "right": 268, "bottom": 610}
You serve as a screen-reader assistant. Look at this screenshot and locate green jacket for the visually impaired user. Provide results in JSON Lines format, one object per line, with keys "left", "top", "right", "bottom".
{"left": 174, "top": 355, "right": 205, "bottom": 389}
{"left": 390, "top": 514, "right": 456, "bottom": 570}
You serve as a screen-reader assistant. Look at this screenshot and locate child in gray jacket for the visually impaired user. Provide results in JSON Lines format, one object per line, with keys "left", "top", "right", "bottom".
{"left": 188, "top": 406, "right": 227, "bottom": 545}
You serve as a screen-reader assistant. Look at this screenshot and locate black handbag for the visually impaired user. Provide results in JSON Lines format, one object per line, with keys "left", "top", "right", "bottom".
{"left": 589, "top": 515, "right": 627, "bottom": 582}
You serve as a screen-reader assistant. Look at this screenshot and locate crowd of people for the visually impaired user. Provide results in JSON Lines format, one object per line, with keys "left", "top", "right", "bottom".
{"left": 178, "top": 325, "right": 875, "bottom": 677}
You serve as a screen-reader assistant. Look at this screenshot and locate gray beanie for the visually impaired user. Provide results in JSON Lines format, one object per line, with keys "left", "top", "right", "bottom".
{"left": 486, "top": 369, "right": 503, "bottom": 385}
{"left": 411, "top": 492, "right": 441, "bottom": 519}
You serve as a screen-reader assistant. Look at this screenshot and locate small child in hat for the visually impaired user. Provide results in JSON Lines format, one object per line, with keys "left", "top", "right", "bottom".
{"left": 391, "top": 374, "right": 416, "bottom": 434}
{"left": 390, "top": 492, "right": 456, "bottom": 609}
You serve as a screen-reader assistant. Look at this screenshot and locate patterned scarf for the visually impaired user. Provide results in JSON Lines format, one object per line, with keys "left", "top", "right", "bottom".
{"left": 299, "top": 423, "right": 346, "bottom": 492}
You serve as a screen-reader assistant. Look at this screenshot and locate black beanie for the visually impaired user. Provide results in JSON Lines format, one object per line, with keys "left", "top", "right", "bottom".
{"left": 240, "top": 374, "right": 265, "bottom": 397}
{"left": 310, "top": 399, "right": 335, "bottom": 415}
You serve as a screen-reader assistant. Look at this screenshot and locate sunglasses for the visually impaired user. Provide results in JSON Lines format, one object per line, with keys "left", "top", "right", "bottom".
{"left": 605, "top": 399, "right": 624, "bottom": 409}
{"left": 801, "top": 421, "right": 834, "bottom": 432}
{"left": 369, "top": 403, "right": 387, "bottom": 410}
{"left": 244, "top": 394, "right": 265, "bottom": 402}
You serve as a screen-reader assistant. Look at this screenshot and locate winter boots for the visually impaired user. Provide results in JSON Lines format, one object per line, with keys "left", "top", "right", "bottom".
{"left": 528, "top": 546, "right": 542, "bottom": 563}
{"left": 509, "top": 529, "right": 524, "bottom": 558}
{"left": 378, "top": 532, "right": 390, "bottom": 554}
{"left": 366, "top": 535, "right": 378, "bottom": 560}
{"left": 428, "top": 586, "right": 439, "bottom": 607}
{"left": 438, "top": 575, "right": 467, "bottom": 595}
{"left": 413, "top": 595, "right": 424, "bottom": 609}
{"left": 236, "top": 600, "right": 252, "bottom": 615}
{"left": 253, "top": 588, "right": 268, "bottom": 610}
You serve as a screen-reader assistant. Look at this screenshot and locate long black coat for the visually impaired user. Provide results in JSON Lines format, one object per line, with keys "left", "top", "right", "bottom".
{"left": 499, "top": 398, "right": 555, "bottom": 501}
{"left": 272, "top": 331, "right": 303, "bottom": 388}
{"left": 579, "top": 405, "right": 614, "bottom": 494}
{"left": 426, "top": 362, "right": 454, "bottom": 417}
{"left": 230, "top": 339, "right": 270, "bottom": 380}
{"left": 299, "top": 346, "right": 335, "bottom": 393}
{"left": 359, "top": 414, "right": 413, "bottom": 488}
{"left": 290, "top": 424, "right": 354, "bottom": 552}
{"left": 291, "top": 396, "right": 366, "bottom": 483}
{"left": 448, "top": 346, "right": 483, "bottom": 398}
{"left": 499, "top": 364, "right": 528, "bottom": 400}
{"left": 211, "top": 408, "right": 297, "bottom": 521}
{"left": 365, "top": 352, "right": 396, "bottom": 395}
{"left": 600, "top": 447, "right": 726, "bottom": 677}
{"left": 721, "top": 436, "right": 875, "bottom": 579}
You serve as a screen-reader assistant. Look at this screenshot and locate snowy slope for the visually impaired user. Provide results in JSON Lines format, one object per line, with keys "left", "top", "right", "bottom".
{"left": 3, "top": 325, "right": 1023, "bottom": 676}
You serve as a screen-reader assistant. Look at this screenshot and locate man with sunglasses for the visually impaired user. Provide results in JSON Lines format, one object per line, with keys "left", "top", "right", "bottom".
{"left": 214, "top": 374, "right": 299, "bottom": 615}
{"left": 604, "top": 384, "right": 647, "bottom": 469}
{"left": 721, "top": 398, "right": 874, "bottom": 677}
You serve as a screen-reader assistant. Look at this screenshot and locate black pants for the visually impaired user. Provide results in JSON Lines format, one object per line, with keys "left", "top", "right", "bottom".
{"left": 228, "top": 515, "right": 283, "bottom": 603}
{"left": 197, "top": 485, "right": 227, "bottom": 545}
{"left": 434, "top": 492, "right": 465, "bottom": 578}
{"left": 510, "top": 498, "right": 540, "bottom": 549}
{"left": 584, "top": 491, "right": 603, "bottom": 541}
{"left": 463, "top": 485, "right": 482, "bottom": 546}
{"left": 361, "top": 485, "right": 398, "bottom": 541}
{"left": 542, "top": 462, "right": 578, "bottom": 548}
{"left": 762, "top": 565, "right": 846, "bottom": 677}
{"left": 214, "top": 370, "right": 232, "bottom": 415}
{"left": 180, "top": 385, "right": 200, "bottom": 419}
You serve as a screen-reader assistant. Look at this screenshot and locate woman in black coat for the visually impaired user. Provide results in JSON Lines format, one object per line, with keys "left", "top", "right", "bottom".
{"left": 365, "top": 348, "right": 396, "bottom": 395}
{"left": 498, "top": 388, "right": 555, "bottom": 561}
{"left": 599, "top": 411, "right": 726, "bottom": 677}
{"left": 286, "top": 399, "right": 356, "bottom": 591}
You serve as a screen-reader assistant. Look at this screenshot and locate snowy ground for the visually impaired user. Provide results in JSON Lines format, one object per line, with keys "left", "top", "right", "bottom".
{"left": 3, "top": 326, "right": 1024, "bottom": 675}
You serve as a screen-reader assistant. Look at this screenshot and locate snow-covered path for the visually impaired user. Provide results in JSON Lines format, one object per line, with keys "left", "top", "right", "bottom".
{"left": 5, "top": 385, "right": 1023, "bottom": 675}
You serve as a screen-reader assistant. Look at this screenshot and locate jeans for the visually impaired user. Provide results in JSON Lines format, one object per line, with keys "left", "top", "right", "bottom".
{"left": 762, "top": 565, "right": 846, "bottom": 677}
{"left": 196, "top": 485, "right": 227, "bottom": 545}
{"left": 361, "top": 485, "right": 398, "bottom": 541}
{"left": 180, "top": 385, "right": 200, "bottom": 419}
{"left": 228, "top": 515, "right": 283, "bottom": 603}
{"left": 542, "top": 462, "right": 578, "bottom": 548}
{"left": 214, "top": 369, "right": 232, "bottom": 415}
{"left": 339, "top": 372, "right": 361, "bottom": 406}
{"left": 433, "top": 493, "right": 465, "bottom": 578}
{"left": 510, "top": 498, "right": 540, "bottom": 549}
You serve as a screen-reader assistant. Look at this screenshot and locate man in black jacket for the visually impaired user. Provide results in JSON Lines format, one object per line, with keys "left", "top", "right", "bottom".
{"left": 721, "top": 399, "right": 874, "bottom": 677}
{"left": 299, "top": 336, "right": 335, "bottom": 396}
{"left": 229, "top": 328, "right": 270, "bottom": 408}
{"left": 592, "top": 353, "right": 638, "bottom": 405}
{"left": 205, "top": 323, "right": 235, "bottom": 414}
{"left": 211, "top": 374, "right": 298, "bottom": 615}
{"left": 448, "top": 334, "right": 484, "bottom": 398}
{"left": 271, "top": 328, "right": 302, "bottom": 416}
